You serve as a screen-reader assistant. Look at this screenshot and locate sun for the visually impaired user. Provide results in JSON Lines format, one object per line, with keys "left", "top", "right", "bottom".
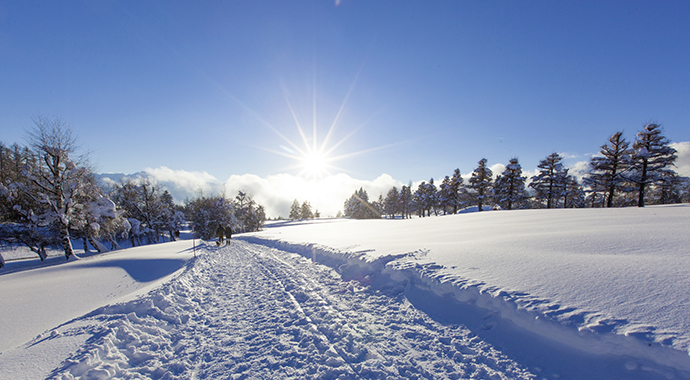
{"left": 245, "top": 64, "right": 406, "bottom": 180}
{"left": 301, "top": 151, "right": 331, "bottom": 179}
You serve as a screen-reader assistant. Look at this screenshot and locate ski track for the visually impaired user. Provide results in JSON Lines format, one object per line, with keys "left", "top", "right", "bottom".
{"left": 46, "top": 240, "right": 534, "bottom": 379}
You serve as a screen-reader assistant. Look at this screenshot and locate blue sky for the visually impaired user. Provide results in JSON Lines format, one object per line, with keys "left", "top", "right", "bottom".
{"left": 2, "top": 1, "right": 690, "bottom": 215}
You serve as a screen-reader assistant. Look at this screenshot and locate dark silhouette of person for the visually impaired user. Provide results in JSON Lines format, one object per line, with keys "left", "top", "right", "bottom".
{"left": 225, "top": 226, "right": 232, "bottom": 241}
{"left": 216, "top": 225, "right": 225, "bottom": 246}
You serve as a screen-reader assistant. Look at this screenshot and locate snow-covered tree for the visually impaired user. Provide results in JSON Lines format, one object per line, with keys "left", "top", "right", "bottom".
{"left": 300, "top": 200, "right": 313, "bottom": 220}
{"left": 72, "top": 173, "right": 129, "bottom": 253}
{"left": 412, "top": 181, "right": 425, "bottom": 217}
{"left": 629, "top": 123, "right": 678, "bottom": 207}
{"left": 648, "top": 171, "right": 684, "bottom": 205}
{"left": 185, "top": 195, "right": 236, "bottom": 240}
{"left": 17, "top": 117, "right": 92, "bottom": 260}
{"left": 530, "top": 153, "right": 568, "bottom": 208}
{"left": 400, "top": 184, "right": 412, "bottom": 219}
{"left": 469, "top": 158, "right": 493, "bottom": 212}
{"left": 449, "top": 169, "right": 464, "bottom": 214}
{"left": 423, "top": 178, "right": 438, "bottom": 216}
{"left": 289, "top": 199, "right": 301, "bottom": 220}
{"left": 583, "top": 132, "right": 633, "bottom": 208}
{"left": 233, "top": 191, "right": 265, "bottom": 233}
{"left": 563, "top": 175, "right": 586, "bottom": 208}
{"left": 494, "top": 158, "right": 526, "bottom": 210}
{"left": 110, "top": 178, "right": 178, "bottom": 244}
{"left": 0, "top": 143, "right": 37, "bottom": 222}
{"left": 384, "top": 186, "right": 400, "bottom": 218}
{"left": 437, "top": 176, "right": 453, "bottom": 215}
{"left": 344, "top": 188, "right": 379, "bottom": 219}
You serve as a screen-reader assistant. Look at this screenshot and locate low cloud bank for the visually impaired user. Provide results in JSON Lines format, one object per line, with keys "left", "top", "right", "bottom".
{"left": 98, "top": 169, "right": 402, "bottom": 218}
{"left": 224, "top": 173, "right": 402, "bottom": 218}
{"left": 98, "top": 142, "right": 690, "bottom": 218}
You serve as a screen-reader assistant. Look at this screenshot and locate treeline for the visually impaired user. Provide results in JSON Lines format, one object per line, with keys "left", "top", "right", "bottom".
{"left": 344, "top": 123, "right": 686, "bottom": 219}
{"left": 287, "top": 199, "right": 320, "bottom": 220}
{"left": 0, "top": 117, "right": 265, "bottom": 267}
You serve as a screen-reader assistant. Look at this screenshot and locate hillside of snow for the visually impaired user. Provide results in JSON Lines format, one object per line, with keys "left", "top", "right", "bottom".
{"left": 243, "top": 205, "right": 690, "bottom": 376}
{"left": 0, "top": 205, "right": 689, "bottom": 379}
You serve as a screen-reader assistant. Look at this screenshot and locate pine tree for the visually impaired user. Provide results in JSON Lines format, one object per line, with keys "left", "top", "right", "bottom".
{"left": 649, "top": 170, "right": 684, "bottom": 205}
{"left": 449, "top": 169, "right": 464, "bottom": 214}
{"left": 438, "top": 176, "right": 453, "bottom": 215}
{"left": 629, "top": 123, "right": 678, "bottom": 207}
{"left": 563, "top": 175, "right": 586, "bottom": 208}
{"left": 494, "top": 158, "right": 526, "bottom": 210}
{"left": 583, "top": 132, "right": 632, "bottom": 208}
{"left": 400, "top": 185, "right": 412, "bottom": 219}
{"left": 384, "top": 186, "right": 400, "bottom": 218}
{"left": 289, "top": 199, "right": 301, "bottom": 220}
{"left": 469, "top": 158, "right": 493, "bottom": 212}
{"left": 424, "top": 178, "right": 438, "bottom": 216}
{"left": 530, "top": 153, "right": 568, "bottom": 208}
{"left": 300, "top": 200, "right": 313, "bottom": 219}
{"left": 412, "top": 182, "right": 426, "bottom": 217}
{"left": 344, "top": 187, "right": 379, "bottom": 219}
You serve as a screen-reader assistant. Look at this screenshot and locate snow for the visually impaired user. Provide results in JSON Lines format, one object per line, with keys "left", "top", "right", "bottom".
{"left": 0, "top": 240, "right": 194, "bottom": 378}
{"left": 1, "top": 205, "right": 689, "bottom": 379}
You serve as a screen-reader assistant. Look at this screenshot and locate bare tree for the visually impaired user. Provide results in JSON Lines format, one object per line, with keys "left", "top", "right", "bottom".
{"left": 23, "top": 116, "right": 89, "bottom": 260}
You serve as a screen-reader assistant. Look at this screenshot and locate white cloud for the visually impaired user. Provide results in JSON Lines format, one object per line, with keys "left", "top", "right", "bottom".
{"left": 671, "top": 142, "right": 690, "bottom": 177}
{"left": 568, "top": 161, "right": 590, "bottom": 181}
{"left": 489, "top": 163, "right": 506, "bottom": 178}
{"left": 224, "top": 173, "right": 403, "bottom": 218}
{"left": 143, "top": 167, "right": 225, "bottom": 197}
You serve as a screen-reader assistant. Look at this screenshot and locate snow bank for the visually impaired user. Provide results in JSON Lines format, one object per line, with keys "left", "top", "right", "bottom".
{"left": 242, "top": 205, "right": 690, "bottom": 376}
{"left": 0, "top": 240, "right": 195, "bottom": 354}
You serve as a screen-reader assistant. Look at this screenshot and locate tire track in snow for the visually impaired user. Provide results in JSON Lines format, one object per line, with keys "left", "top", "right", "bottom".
{"left": 46, "top": 240, "right": 535, "bottom": 379}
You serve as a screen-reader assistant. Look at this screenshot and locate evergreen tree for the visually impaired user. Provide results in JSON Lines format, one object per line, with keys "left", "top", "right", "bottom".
{"left": 400, "top": 185, "right": 412, "bottom": 219}
{"left": 629, "top": 123, "right": 678, "bottom": 207}
{"left": 438, "top": 176, "right": 453, "bottom": 215}
{"left": 649, "top": 171, "right": 684, "bottom": 205}
{"left": 469, "top": 158, "right": 493, "bottom": 212}
{"left": 233, "top": 191, "right": 265, "bottom": 232}
{"left": 412, "top": 181, "right": 426, "bottom": 217}
{"left": 563, "top": 175, "right": 586, "bottom": 208}
{"left": 300, "top": 200, "right": 313, "bottom": 219}
{"left": 449, "top": 169, "right": 464, "bottom": 214}
{"left": 494, "top": 158, "right": 526, "bottom": 210}
{"left": 384, "top": 186, "right": 400, "bottom": 218}
{"left": 289, "top": 199, "right": 301, "bottom": 220}
{"left": 344, "top": 188, "right": 379, "bottom": 219}
{"left": 424, "top": 178, "right": 438, "bottom": 216}
{"left": 583, "top": 132, "right": 632, "bottom": 208}
{"left": 530, "top": 153, "right": 568, "bottom": 208}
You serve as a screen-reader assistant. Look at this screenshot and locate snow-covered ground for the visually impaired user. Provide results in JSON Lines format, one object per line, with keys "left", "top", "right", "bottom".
{"left": 0, "top": 205, "right": 689, "bottom": 379}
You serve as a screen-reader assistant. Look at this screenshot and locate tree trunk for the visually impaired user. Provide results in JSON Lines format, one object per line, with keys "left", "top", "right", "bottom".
{"left": 88, "top": 234, "right": 102, "bottom": 253}
{"left": 61, "top": 224, "right": 74, "bottom": 260}
{"left": 638, "top": 160, "right": 648, "bottom": 207}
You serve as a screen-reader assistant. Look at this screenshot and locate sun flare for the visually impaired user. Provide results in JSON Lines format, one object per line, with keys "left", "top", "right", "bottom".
{"left": 301, "top": 151, "right": 330, "bottom": 178}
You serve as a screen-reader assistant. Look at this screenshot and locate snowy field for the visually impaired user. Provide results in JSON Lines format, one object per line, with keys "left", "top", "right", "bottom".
{"left": 0, "top": 205, "right": 689, "bottom": 379}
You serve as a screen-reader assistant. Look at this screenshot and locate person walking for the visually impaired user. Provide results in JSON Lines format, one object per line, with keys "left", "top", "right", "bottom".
{"left": 216, "top": 225, "right": 225, "bottom": 246}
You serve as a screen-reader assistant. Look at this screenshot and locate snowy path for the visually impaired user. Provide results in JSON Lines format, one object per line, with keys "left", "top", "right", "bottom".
{"left": 45, "top": 240, "right": 533, "bottom": 379}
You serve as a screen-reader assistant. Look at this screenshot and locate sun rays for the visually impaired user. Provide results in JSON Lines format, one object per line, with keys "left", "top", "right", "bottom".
{"left": 237, "top": 61, "right": 412, "bottom": 180}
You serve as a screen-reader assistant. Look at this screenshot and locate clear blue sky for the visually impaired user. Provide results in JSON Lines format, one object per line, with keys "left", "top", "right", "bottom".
{"left": 2, "top": 1, "right": 690, "bottom": 185}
